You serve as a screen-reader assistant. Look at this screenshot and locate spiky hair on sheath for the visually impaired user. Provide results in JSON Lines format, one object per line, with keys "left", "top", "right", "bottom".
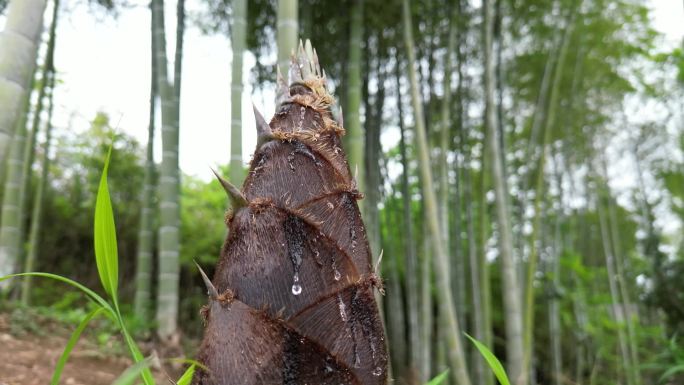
{"left": 192, "top": 40, "right": 388, "bottom": 385}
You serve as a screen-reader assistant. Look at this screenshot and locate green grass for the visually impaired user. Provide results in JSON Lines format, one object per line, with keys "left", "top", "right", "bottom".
{"left": 1, "top": 143, "right": 194, "bottom": 385}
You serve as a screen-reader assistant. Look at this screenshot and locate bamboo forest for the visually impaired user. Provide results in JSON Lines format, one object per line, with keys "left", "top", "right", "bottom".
{"left": 0, "top": 0, "right": 683, "bottom": 384}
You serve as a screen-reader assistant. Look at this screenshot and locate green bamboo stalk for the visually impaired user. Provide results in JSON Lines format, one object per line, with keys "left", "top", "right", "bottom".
{"left": 440, "top": 2, "right": 460, "bottom": 330}
{"left": 522, "top": 8, "right": 576, "bottom": 378}
{"left": 402, "top": 0, "right": 472, "bottom": 383}
{"left": 396, "top": 62, "right": 421, "bottom": 380}
{"left": 457, "top": 2, "right": 489, "bottom": 383}
{"left": 365, "top": 36, "right": 384, "bottom": 263}
{"left": 0, "top": 90, "right": 30, "bottom": 289}
{"left": 133, "top": 0, "right": 157, "bottom": 321}
{"left": 0, "top": 0, "right": 47, "bottom": 168}
{"left": 229, "top": 0, "right": 247, "bottom": 185}
{"left": 383, "top": 188, "right": 407, "bottom": 379}
{"left": 344, "top": 0, "right": 364, "bottom": 199}
{"left": 153, "top": 0, "right": 184, "bottom": 339}
{"left": 20, "top": 0, "right": 59, "bottom": 231}
{"left": 20, "top": 69, "right": 55, "bottom": 305}
{"left": 602, "top": 157, "right": 641, "bottom": 385}
{"left": 602, "top": 154, "right": 640, "bottom": 385}
{"left": 548, "top": 154, "right": 564, "bottom": 385}
{"left": 419, "top": 219, "right": 432, "bottom": 383}
{"left": 596, "top": 182, "right": 632, "bottom": 385}
{"left": 276, "top": 0, "right": 298, "bottom": 78}
{"left": 483, "top": 0, "right": 525, "bottom": 382}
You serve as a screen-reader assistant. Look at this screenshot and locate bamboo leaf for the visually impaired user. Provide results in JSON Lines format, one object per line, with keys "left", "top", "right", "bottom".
{"left": 426, "top": 369, "right": 449, "bottom": 385}
{"left": 465, "top": 333, "right": 511, "bottom": 385}
{"left": 94, "top": 144, "right": 118, "bottom": 299}
{"left": 176, "top": 364, "right": 196, "bottom": 385}
{"left": 50, "top": 307, "right": 105, "bottom": 385}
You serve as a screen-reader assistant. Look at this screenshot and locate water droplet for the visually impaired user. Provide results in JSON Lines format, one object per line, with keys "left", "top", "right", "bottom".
{"left": 292, "top": 284, "right": 302, "bottom": 295}
{"left": 337, "top": 294, "right": 348, "bottom": 322}
{"left": 372, "top": 367, "right": 382, "bottom": 376}
{"left": 332, "top": 256, "right": 341, "bottom": 281}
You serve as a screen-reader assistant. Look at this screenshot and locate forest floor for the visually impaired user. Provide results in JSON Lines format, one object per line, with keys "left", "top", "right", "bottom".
{"left": 0, "top": 311, "right": 174, "bottom": 385}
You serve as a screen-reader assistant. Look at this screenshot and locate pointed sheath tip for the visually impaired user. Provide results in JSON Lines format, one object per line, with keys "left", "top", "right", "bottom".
{"left": 277, "top": 66, "right": 286, "bottom": 85}
{"left": 374, "top": 249, "right": 384, "bottom": 275}
{"left": 195, "top": 261, "right": 218, "bottom": 300}
{"left": 253, "top": 103, "right": 275, "bottom": 146}
{"left": 210, "top": 168, "right": 248, "bottom": 208}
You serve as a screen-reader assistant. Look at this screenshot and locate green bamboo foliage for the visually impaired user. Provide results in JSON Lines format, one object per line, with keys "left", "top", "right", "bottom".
{"left": 345, "top": 0, "right": 364, "bottom": 198}
{"left": 276, "top": 0, "right": 298, "bottom": 78}
{"left": 229, "top": 0, "right": 247, "bottom": 185}
{"left": 152, "top": 0, "right": 185, "bottom": 339}
{"left": 0, "top": 0, "right": 48, "bottom": 168}
{"left": 133, "top": 0, "right": 157, "bottom": 321}
{"left": 402, "top": 0, "right": 472, "bottom": 383}
{"left": 482, "top": 0, "right": 524, "bottom": 383}
{"left": 20, "top": 69, "right": 55, "bottom": 305}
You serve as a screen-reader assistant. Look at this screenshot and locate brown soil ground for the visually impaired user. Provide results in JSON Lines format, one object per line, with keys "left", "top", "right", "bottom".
{"left": 0, "top": 312, "right": 172, "bottom": 385}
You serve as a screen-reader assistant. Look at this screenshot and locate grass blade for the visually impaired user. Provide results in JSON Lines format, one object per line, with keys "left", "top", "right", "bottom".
{"left": 111, "top": 357, "right": 153, "bottom": 385}
{"left": 659, "top": 364, "right": 684, "bottom": 383}
{"left": 50, "top": 306, "right": 105, "bottom": 385}
{"left": 176, "top": 364, "right": 196, "bottom": 385}
{"left": 115, "top": 311, "right": 156, "bottom": 385}
{"left": 0, "top": 272, "right": 112, "bottom": 312}
{"left": 465, "top": 333, "right": 511, "bottom": 385}
{"left": 94, "top": 144, "right": 118, "bottom": 299}
{"left": 426, "top": 369, "right": 449, "bottom": 385}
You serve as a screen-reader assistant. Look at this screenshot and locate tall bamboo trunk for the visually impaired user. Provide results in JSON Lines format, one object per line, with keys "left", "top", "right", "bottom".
{"left": 344, "top": 0, "right": 364, "bottom": 200}
{"left": 441, "top": 2, "right": 467, "bottom": 337}
{"left": 548, "top": 155, "right": 564, "bottom": 385}
{"left": 596, "top": 183, "right": 633, "bottom": 385}
{"left": 364, "top": 39, "right": 383, "bottom": 263}
{"left": 19, "top": 0, "right": 59, "bottom": 251}
{"left": 396, "top": 64, "right": 421, "bottom": 383}
{"left": 419, "top": 219, "right": 432, "bottom": 384}
{"left": 20, "top": 69, "right": 55, "bottom": 305}
{"left": 229, "top": 0, "right": 246, "bottom": 185}
{"left": 459, "top": 5, "right": 489, "bottom": 380}
{"left": 153, "top": 0, "right": 184, "bottom": 340}
{"left": 601, "top": 155, "right": 641, "bottom": 385}
{"left": 0, "top": 0, "right": 50, "bottom": 289}
{"left": 483, "top": 0, "right": 525, "bottom": 382}
{"left": 600, "top": 154, "right": 641, "bottom": 385}
{"left": 522, "top": 8, "right": 575, "bottom": 378}
{"left": 276, "top": 0, "right": 298, "bottom": 78}
{"left": 514, "top": 0, "right": 560, "bottom": 254}
{"left": 0, "top": 95, "right": 29, "bottom": 289}
{"left": 384, "top": 190, "right": 407, "bottom": 380}
{"left": 402, "top": 0, "right": 472, "bottom": 383}
{"left": 0, "top": 0, "right": 47, "bottom": 169}
{"left": 134, "top": 1, "right": 157, "bottom": 320}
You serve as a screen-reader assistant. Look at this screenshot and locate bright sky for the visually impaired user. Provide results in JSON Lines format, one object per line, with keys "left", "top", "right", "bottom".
{"left": 0, "top": 0, "right": 682, "bottom": 182}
